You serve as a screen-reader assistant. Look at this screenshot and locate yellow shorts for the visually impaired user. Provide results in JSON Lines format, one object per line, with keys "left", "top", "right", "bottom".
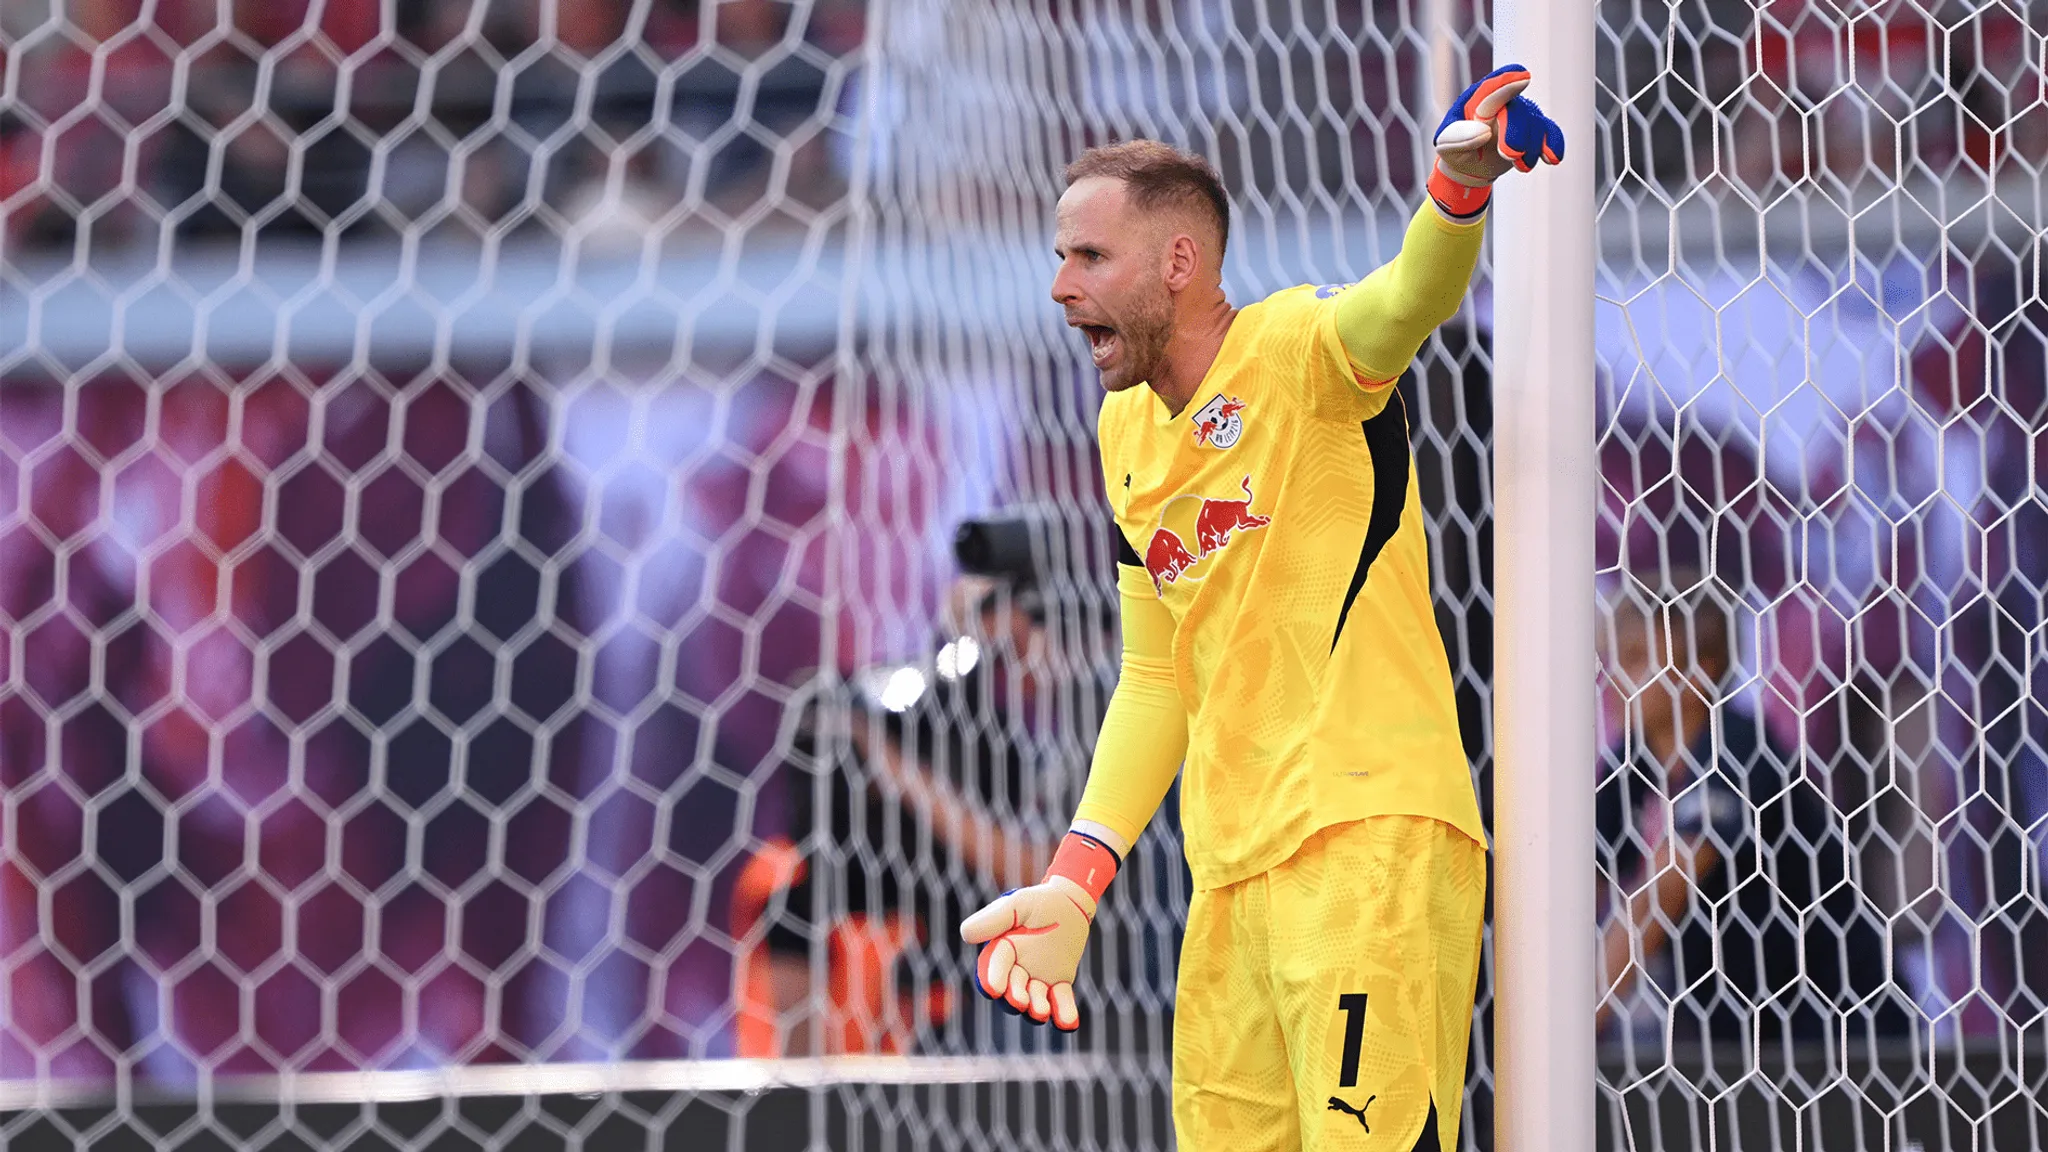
{"left": 1173, "top": 815, "right": 1487, "bottom": 1152}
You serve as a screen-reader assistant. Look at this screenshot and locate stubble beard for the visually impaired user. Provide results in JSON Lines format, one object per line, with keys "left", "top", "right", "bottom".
{"left": 1103, "top": 285, "right": 1175, "bottom": 393}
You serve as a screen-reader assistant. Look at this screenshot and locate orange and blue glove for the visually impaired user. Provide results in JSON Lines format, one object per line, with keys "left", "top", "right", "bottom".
{"left": 958, "top": 831, "right": 1120, "bottom": 1032}
{"left": 1429, "top": 64, "right": 1566, "bottom": 220}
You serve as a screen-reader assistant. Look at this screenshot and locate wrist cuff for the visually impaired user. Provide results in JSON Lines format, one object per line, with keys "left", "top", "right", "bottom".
{"left": 1048, "top": 831, "right": 1120, "bottom": 904}
{"left": 1428, "top": 164, "right": 1492, "bottom": 221}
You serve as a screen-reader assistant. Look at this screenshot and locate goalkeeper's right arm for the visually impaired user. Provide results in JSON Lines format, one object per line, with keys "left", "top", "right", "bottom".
{"left": 1072, "top": 579, "right": 1186, "bottom": 851}
{"left": 959, "top": 577, "right": 1186, "bottom": 1030}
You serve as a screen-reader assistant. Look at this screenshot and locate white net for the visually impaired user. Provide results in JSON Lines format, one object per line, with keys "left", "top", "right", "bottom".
{"left": 1592, "top": 0, "right": 2048, "bottom": 1146}
{"left": 1, "top": 1, "right": 2044, "bottom": 1150}
{"left": 0, "top": 0, "right": 881, "bottom": 1137}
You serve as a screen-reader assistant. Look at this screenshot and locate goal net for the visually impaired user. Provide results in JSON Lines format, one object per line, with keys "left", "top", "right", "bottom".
{"left": 0, "top": 0, "right": 2042, "bottom": 1149}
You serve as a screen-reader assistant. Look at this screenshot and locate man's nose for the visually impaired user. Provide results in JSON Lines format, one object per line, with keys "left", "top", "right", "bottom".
{"left": 1050, "top": 264, "right": 1078, "bottom": 305}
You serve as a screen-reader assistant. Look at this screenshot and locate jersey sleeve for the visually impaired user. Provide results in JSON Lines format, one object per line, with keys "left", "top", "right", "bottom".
{"left": 1076, "top": 395, "right": 1182, "bottom": 846}
{"left": 1097, "top": 391, "right": 1155, "bottom": 600}
{"left": 1324, "top": 202, "right": 1485, "bottom": 388}
{"left": 1071, "top": 576, "right": 1185, "bottom": 848}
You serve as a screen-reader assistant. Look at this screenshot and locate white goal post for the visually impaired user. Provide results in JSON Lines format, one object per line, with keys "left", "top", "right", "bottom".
{"left": 1489, "top": 0, "right": 1597, "bottom": 1144}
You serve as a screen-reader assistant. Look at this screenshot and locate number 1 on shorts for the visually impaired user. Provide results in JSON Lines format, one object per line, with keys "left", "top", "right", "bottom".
{"left": 1336, "top": 992, "right": 1369, "bottom": 1088}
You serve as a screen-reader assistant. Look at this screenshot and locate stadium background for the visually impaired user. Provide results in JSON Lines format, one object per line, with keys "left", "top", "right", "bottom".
{"left": 0, "top": 0, "right": 2042, "bottom": 1148}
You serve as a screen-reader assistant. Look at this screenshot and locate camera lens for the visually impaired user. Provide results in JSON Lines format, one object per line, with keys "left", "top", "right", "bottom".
{"left": 953, "top": 519, "right": 1037, "bottom": 581}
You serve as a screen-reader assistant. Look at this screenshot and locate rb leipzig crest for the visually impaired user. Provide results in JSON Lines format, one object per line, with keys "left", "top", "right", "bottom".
{"left": 1192, "top": 394, "right": 1247, "bottom": 449}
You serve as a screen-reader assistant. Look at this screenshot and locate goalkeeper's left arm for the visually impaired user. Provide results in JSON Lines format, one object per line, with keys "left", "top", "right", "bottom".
{"left": 959, "top": 575, "right": 1185, "bottom": 1031}
{"left": 1334, "top": 64, "right": 1564, "bottom": 386}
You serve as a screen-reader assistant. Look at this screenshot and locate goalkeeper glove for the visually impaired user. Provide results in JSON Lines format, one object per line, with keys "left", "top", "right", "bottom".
{"left": 1428, "top": 63, "right": 1566, "bottom": 221}
{"left": 959, "top": 830, "right": 1120, "bottom": 1032}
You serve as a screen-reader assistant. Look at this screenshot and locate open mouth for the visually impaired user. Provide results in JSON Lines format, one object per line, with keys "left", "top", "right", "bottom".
{"left": 1079, "top": 324, "right": 1119, "bottom": 367}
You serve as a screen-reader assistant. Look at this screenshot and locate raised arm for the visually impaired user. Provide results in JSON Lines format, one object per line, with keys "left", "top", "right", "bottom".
{"left": 1331, "top": 206, "right": 1487, "bottom": 386}
{"left": 1335, "top": 64, "right": 1565, "bottom": 387}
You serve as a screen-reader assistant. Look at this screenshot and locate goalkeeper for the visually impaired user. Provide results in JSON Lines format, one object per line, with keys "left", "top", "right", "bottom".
{"left": 961, "top": 68, "right": 1563, "bottom": 1150}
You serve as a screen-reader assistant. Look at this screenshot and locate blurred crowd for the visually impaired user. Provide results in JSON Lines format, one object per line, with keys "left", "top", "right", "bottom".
{"left": 0, "top": 348, "right": 1055, "bottom": 1076}
{"left": 0, "top": 0, "right": 2044, "bottom": 1092}
{"left": 1606, "top": 0, "right": 2047, "bottom": 198}
{"left": 1586, "top": 239, "right": 2048, "bottom": 1056}
{"left": 0, "top": 0, "right": 864, "bottom": 253}
{"left": 8, "top": 0, "right": 2041, "bottom": 257}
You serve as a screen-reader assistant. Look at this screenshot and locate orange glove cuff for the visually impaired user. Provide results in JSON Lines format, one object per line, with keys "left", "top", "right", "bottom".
{"left": 1047, "top": 831, "right": 1120, "bottom": 905}
{"left": 1428, "top": 163, "right": 1492, "bottom": 220}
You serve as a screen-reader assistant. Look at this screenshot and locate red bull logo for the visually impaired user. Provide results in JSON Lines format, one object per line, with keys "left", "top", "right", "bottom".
{"left": 1143, "top": 475, "right": 1271, "bottom": 592}
{"left": 1194, "top": 475, "right": 1271, "bottom": 553}
{"left": 1144, "top": 528, "right": 1200, "bottom": 591}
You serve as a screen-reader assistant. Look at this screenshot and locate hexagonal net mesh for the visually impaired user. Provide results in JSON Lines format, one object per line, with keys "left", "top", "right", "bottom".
{"left": 1592, "top": 0, "right": 2047, "bottom": 1144}
{"left": 0, "top": 0, "right": 2042, "bottom": 1150}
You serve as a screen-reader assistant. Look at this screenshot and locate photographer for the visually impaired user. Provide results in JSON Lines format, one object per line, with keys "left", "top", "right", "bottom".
{"left": 735, "top": 517, "right": 1109, "bottom": 1056}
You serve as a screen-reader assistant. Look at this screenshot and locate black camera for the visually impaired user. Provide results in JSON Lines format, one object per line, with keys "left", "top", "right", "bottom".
{"left": 952, "top": 518, "right": 1038, "bottom": 585}
{"left": 953, "top": 518, "right": 1048, "bottom": 625}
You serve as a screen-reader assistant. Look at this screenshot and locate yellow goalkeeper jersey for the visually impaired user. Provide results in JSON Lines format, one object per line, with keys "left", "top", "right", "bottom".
{"left": 1100, "top": 284, "right": 1485, "bottom": 891}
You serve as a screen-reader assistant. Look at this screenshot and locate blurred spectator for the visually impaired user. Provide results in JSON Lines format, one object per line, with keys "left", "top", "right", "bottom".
{"left": 1599, "top": 0, "right": 2046, "bottom": 196}
{"left": 741, "top": 558, "right": 1058, "bottom": 1057}
{"left": 1740, "top": 0, "right": 2043, "bottom": 193}
{"left": 1592, "top": 264, "right": 1970, "bottom": 1035}
{"left": 1901, "top": 240, "right": 2048, "bottom": 1036}
{"left": 1593, "top": 410, "right": 1791, "bottom": 754}
{"left": 736, "top": 514, "right": 1146, "bottom": 1058}
{"left": 1597, "top": 0, "right": 1755, "bottom": 192}
{"left": 1593, "top": 570, "right": 1904, "bottom": 1054}
{"left": 527, "top": 359, "right": 1019, "bottom": 1061}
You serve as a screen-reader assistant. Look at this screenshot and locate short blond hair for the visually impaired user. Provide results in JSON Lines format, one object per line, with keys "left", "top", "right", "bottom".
{"left": 1063, "top": 140, "right": 1229, "bottom": 259}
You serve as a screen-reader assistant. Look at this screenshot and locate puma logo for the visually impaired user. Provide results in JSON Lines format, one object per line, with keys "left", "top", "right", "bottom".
{"left": 1326, "top": 1094, "right": 1375, "bottom": 1132}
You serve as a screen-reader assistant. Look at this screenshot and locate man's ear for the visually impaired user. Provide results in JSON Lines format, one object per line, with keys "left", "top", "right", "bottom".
{"left": 1162, "top": 233, "right": 1201, "bottom": 292}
